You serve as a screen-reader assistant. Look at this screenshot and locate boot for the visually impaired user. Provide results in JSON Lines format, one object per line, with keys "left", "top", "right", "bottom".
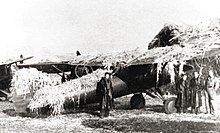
{"left": 196, "top": 107, "right": 201, "bottom": 114}
{"left": 100, "top": 110, "right": 105, "bottom": 118}
{"left": 183, "top": 108, "right": 188, "bottom": 113}
{"left": 104, "top": 110, "right": 110, "bottom": 117}
{"left": 191, "top": 108, "right": 195, "bottom": 114}
{"left": 179, "top": 108, "right": 183, "bottom": 114}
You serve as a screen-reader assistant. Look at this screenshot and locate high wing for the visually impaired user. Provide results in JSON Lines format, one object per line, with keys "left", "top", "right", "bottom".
{"left": 17, "top": 61, "right": 104, "bottom": 79}
{"left": 0, "top": 56, "right": 34, "bottom": 82}
{"left": 0, "top": 56, "right": 34, "bottom": 96}
{"left": 127, "top": 46, "right": 220, "bottom": 65}
{"left": 16, "top": 49, "right": 140, "bottom": 74}
{"left": 126, "top": 45, "right": 220, "bottom": 71}
{"left": 16, "top": 45, "right": 220, "bottom": 78}
{"left": 17, "top": 62, "right": 73, "bottom": 73}
{"left": 1, "top": 56, "right": 34, "bottom": 66}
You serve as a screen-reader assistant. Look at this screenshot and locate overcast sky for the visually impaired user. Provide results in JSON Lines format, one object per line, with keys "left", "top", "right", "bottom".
{"left": 0, "top": 0, "right": 220, "bottom": 61}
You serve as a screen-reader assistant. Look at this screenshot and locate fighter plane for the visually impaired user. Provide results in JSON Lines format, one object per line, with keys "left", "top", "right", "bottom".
{"left": 15, "top": 49, "right": 196, "bottom": 114}
{"left": 14, "top": 45, "right": 220, "bottom": 115}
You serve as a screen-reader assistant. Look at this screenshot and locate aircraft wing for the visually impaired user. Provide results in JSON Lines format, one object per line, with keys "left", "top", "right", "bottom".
{"left": 1, "top": 56, "right": 34, "bottom": 66}
{"left": 17, "top": 62, "right": 74, "bottom": 73}
{"left": 17, "top": 61, "right": 105, "bottom": 74}
{"left": 68, "top": 48, "right": 141, "bottom": 67}
{"left": 17, "top": 46, "right": 220, "bottom": 73}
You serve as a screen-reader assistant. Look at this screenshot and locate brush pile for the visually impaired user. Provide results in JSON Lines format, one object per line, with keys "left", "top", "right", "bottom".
{"left": 10, "top": 68, "right": 60, "bottom": 98}
{"left": 126, "top": 19, "right": 220, "bottom": 95}
{"left": 131, "top": 19, "right": 220, "bottom": 65}
{"left": 129, "top": 19, "right": 220, "bottom": 69}
{"left": 28, "top": 69, "right": 108, "bottom": 115}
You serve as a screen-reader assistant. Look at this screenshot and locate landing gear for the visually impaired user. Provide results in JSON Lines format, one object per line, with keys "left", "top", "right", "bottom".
{"left": 130, "top": 93, "right": 145, "bottom": 109}
{"left": 164, "top": 97, "right": 177, "bottom": 114}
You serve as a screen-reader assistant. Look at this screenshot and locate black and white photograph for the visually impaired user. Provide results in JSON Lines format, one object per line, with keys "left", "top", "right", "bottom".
{"left": 1, "top": 0, "right": 220, "bottom": 132}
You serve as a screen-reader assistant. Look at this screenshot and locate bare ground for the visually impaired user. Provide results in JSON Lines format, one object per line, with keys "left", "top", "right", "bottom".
{"left": 1, "top": 95, "right": 220, "bottom": 133}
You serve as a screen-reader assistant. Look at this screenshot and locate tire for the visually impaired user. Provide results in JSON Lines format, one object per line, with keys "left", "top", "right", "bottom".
{"left": 130, "top": 94, "right": 145, "bottom": 109}
{"left": 164, "top": 97, "right": 177, "bottom": 114}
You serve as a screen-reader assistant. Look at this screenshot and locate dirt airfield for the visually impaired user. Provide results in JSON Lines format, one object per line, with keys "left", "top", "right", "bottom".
{"left": 1, "top": 95, "right": 220, "bottom": 133}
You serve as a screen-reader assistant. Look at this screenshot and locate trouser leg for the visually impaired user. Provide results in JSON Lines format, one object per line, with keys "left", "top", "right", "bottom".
{"left": 209, "top": 99, "right": 212, "bottom": 114}
{"left": 104, "top": 96, "right": 110, "bottom": 117}
{"left": 99, "top": 96, "right": 106, "bottom": 118}
{"left": 191, "top": 95, "right": 195, "bottom": 114}
{"left": 180, "top": 93, "right": 184, "bottom": 113}
{"left": 204, "top": 92, "right": 209, "bottom": 114}
{"left": 209, "top": 99, "right": 216, "bottom": 114}
{"left": 195, "top": 107, "right": 201, "bottom": 114}
{"left": 110, "top": 98, "right": 115, "bottom": 110}
{"left": 105, "top": 109, "right": 110, "bottom": 117}
{"left": 176, "top": 93, "right": 181, "bottom": 113}
{"left": 100, "top": 109, "right": 105, "bottom": 118}
{"left": 109, "top": 98, "right": 113, "bottom": 110}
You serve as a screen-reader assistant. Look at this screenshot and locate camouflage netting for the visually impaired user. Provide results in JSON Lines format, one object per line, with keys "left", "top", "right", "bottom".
{"left": 148, "top": 24, "right": 182, "bottom": 49}
{"left": 141, "top": 19, "right": 220, "bottom": 94}
{"left": 10, "top": 68, "right": 61, "bottom": 97}
{"left": 69, "top": 48, "right": 142, "bottom": 67}
{"left": 130, "top": 19, "right": 220, "bottom": 76}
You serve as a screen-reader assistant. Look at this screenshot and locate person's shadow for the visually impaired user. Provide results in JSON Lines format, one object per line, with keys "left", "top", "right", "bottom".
{"left": 2, "top": 109, "right": 40, "bottom": 118}
{"left": 146, "top": 105, "right": 164, "bottom": 113}
{"left": 63, "top": 102, "right": 100, "bottom": 117}
{"left": 3, "top": 106, "right": 52, "bottom": 118}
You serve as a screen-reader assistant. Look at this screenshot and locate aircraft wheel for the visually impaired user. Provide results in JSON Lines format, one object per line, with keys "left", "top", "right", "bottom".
{"left": 164, "top": 97, "right": 177, "bottom": 114}
{"left": 130, "top": 93, "right": 145, "bottom": 109}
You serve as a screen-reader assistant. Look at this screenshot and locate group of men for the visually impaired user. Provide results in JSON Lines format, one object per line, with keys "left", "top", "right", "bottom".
{"left": 95, "top": 63, "right": 219, "bottom": 118}
{"left": 175, "top": 69, "right": 219, "bottom": 115}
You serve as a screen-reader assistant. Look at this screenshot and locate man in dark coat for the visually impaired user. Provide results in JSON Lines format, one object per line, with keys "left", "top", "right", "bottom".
{"left": 176, "top": 74, "right": 188, "bottom": 113}
{"left": 96, "top": 72, "right": 114, "bottom": 118}
{"left": 190, "top": 71, "right": 202, "bottom": 114}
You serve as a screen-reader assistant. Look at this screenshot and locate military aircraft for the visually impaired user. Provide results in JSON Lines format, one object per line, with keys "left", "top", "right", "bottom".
{"left": 16, "top": 47, "right": 220, "bottom": 115}
{"left": 63, "top": 58, "right": 194, "bottom": 114}
{"left": 13, "top": 46, "right": 220, "bottom": 115}
{"left": 15, "top": 49, "right": 196, "bottom": 114}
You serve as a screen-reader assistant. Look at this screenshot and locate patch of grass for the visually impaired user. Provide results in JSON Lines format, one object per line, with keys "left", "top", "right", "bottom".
{"left": 82, "top": 117, "right": 220, "bottom": 132}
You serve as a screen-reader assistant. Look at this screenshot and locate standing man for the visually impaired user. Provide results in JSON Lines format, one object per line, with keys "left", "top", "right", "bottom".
{"left": 190, "top": 71, "right": 202, "bottom": 114}
{"left": 205, "top": 70, "right": 219, "bottom": 115}
{"left": 176, "top": 73, "right": 188, "bottom": 113}
{"left": 96, "top": 72, "right": 114, "bottom": 118}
